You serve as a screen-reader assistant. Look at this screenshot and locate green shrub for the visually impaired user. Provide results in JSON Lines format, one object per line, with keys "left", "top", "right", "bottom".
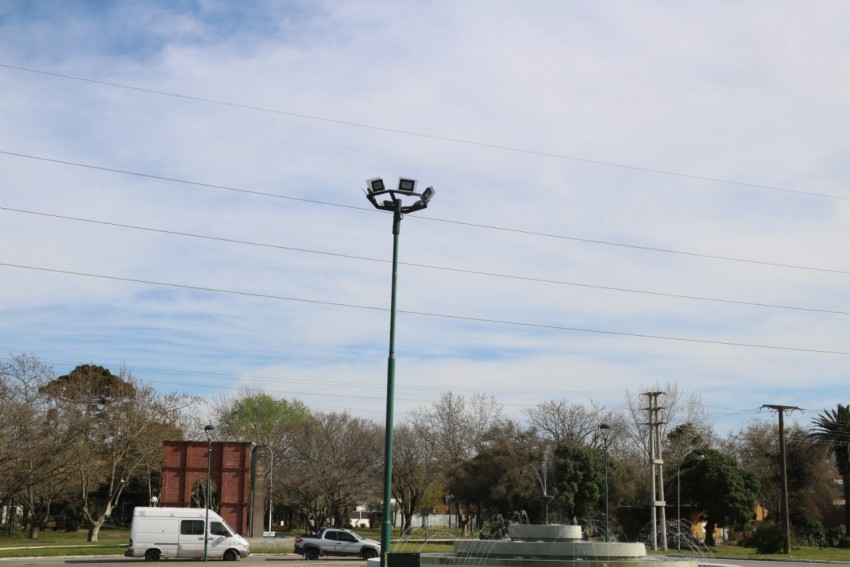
{"left": 59, "top": 505, "right": 84, "bottom": 532}
{"left": 795, "top": 516, "right": 826, "bottom": 547}
{"left": 746, "top": 521, "right": 785, "bottom": 553}
{"left": 826, "top": 525, "right": 846, "bottom": 548}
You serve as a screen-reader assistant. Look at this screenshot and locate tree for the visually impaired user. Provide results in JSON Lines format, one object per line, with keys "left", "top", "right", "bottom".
{"left": 449, "top": 421, "right": 541, "bottom": 530}
{"left": 551, "top": 443, "right": 604, "bottom": 521}
{"left": 41, "top": 364, "right": 190, "bottom": 541}
{"left": 213, "top": 386, "right": 309, "bottom": 447}
{"left": 810, "top": 404, "right": 850, "bottom": 527}
{"left": 727, "top": 420, "right": 833, "bottom": 524}
{"left": 624, "top": 383, "right": 712, "bottom": 460}
{"left": 524, "top": 400, "right": 620, "bottom": 447}
{"left": 280, "top": 411, "right": 382, "bottom": 529}
{"left": 412, "top": 392, "right": 505, "bottom": 535}
{"left": 680, "top": 448, "right": 760, "bottom": 545}
{"left": 0, "top": 353, "right": 80, "bottom": 538}
{"left": 392, "top": 421, "right": 440, "bottom": 534}
{"left": 212, "top": 387, "right": 310, "bottom": 527}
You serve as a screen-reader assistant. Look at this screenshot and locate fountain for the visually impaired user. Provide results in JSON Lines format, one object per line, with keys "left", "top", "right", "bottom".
{"left": 372, "top": 523, "right": 734, "bottom": 567}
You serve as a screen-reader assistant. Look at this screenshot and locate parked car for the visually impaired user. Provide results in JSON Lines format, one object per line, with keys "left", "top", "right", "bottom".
{"left": 294, "top": 527, "right": 380, "bottom": 560}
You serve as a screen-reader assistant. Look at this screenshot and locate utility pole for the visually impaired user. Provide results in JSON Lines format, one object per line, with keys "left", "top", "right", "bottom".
{"left": 644, "top": 392, "right": 667, "bottom": 550}
{"left": 762, "top": 404, "right": 801, "bottom": 554}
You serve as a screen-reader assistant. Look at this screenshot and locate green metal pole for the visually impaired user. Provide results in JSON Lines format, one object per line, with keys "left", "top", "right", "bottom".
{"left": 381, "top": 201, "right": 402, "bottom": 567}
{"left": 205, "top": 438, "right": 211, "bottom": 562}
{"left": 604, "top": 443, "right": 609, "bottom": 541}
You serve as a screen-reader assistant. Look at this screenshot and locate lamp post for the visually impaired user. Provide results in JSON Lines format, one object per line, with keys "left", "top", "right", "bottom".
{"left": 204, "top": 424, "right": 215, "bottom": 562}
{"left": 676, "top": 452, "right": 703, "bottom": 551}
{"left": 364, "top": 177, "right": 435, "bottom": 567}
{"left": 268, "top": 447, "right": 274, "bottom": 534}
{"left": 599, "top": 423, "right": 611, "bottom": 541}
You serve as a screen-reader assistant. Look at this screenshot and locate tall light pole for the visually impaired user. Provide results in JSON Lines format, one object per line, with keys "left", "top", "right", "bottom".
{"left": 599, "top": 423, "right": 611, "bottom": 541}
{"left": 268, "top": 447, "right": 274, "bottom": 534}
{"left": 365, "top": 177, "right": 435, "bottom": 567}
{"left": 204, "top": 424, "right": 215, "bottom": 562}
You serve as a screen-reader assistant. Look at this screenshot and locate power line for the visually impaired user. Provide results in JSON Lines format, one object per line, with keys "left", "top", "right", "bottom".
{"left": 0, "top": 150, "right": 367, "bottom": 212}
{"left": 3, "top": 261, "right": 850, "bottom": 356}
{"left": 2, "top": 62, "right": 846, "bottom": 202}
{"left": 4, "top": 150, "right": 850, "bottom": 276}
{"left": 422, "top": 215, "right": 850, "bottom": 275}
{"left": 4, "top": 204, "right": 850, "bottom": 316}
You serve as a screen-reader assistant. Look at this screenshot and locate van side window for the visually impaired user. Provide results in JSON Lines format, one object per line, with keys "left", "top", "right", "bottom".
{"left": 181, "top": 520, "right": 205, "bottom": 535}
{"left": 210, "top": 521, "right": 229, "bottom": 536}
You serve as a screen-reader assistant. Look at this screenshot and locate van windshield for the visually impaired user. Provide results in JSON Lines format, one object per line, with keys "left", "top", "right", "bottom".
{"left": 210, "top": 521, "right": 233, "bottom": 537}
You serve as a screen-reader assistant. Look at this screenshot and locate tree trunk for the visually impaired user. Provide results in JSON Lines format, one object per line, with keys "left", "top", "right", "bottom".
{"left": 704, "top": 519, "right": 716, "bottom": 546}
{"left": 458, "top": 506, "right": 471, "bottom": 537}
{"left": 87, "top": 517, "right": 105, "bottom": 542}
{"left": 28, "top": 525, "right": 40, "bottom": 539}
{"left": 842, "top": 473, "right": 850, "bottom": 529}
{"left": 402, "top": 512, "right": 413, "bottom": 535}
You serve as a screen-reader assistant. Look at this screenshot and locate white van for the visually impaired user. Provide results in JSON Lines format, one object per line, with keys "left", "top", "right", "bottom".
{"left": 125, "top": 506, "right": 250, "bottom": 561}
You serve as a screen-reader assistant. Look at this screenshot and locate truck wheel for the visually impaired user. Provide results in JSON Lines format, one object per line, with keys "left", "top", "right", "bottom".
{"left": 223, "top": 549, "right": 238, "bottom": 561}
{"left": 144, "top": 549, "right": 161, "bottom": 562}
{"left": 306, "top": 548, "right": 320, "bottom": 560}
{"left": 362, "top": 548, "right": 378, "bottom": 560}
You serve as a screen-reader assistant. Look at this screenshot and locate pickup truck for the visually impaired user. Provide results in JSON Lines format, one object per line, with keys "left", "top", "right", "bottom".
{"left": 294, "top": 527, "right": 381, "bottom": 560}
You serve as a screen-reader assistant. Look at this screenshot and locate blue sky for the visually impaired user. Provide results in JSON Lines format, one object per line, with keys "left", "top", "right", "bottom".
{"left": 1, "top": 0, "right": 849, "bottom": 436}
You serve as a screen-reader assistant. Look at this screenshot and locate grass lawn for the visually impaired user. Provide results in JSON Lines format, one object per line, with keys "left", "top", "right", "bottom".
{"left": 653, "top": 543, "right": 850, "bottom": 561}
{"left": 5, "top": 526, "right": 850, "bottom": 561}
{"left": 0, "top": 526, "right": 129, "bottom": 558}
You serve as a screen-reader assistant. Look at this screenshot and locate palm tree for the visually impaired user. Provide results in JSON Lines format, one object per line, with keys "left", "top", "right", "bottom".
{"left": 810, "top": 404, "right": 850, "bottom": 527}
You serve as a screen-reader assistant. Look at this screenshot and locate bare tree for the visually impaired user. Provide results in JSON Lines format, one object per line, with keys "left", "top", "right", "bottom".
{"left": 42, "top": 364, "right": 191, "bottom": 541}
{"left": 523, "top": 399, "right": 622, "bottom": 448}
{"left": 412, "top": 392, "right": 506, "bottom": 535}
{"left": 623, "top": 383, "right": 711, "bottom": 459}
{"left": 280, "top": 411, "right": 382, "bottom": 530}
{"left": 392, "top": 420, "right": 440, "bottom": 534}
{"left": 0, "top": 353, "right": 80, "bottom": 538}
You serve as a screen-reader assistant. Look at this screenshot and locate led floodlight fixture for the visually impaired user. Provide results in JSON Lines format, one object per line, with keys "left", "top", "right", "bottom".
{"left": 397, "top": 178, "right": 417, "bottom": 194}
{"left": 367, "top": 178, "right": 385, "bottom": 194}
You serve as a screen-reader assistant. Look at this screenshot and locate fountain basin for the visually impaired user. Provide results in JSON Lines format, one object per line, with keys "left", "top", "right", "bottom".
{"left": 371, "top": 524, "right": 717, "bottom": 567}
{"left": 454, "top": 538, "right": 647, "bottom": 559}
{"left": 507, "top": 524, "right": 582, "bottom": 542}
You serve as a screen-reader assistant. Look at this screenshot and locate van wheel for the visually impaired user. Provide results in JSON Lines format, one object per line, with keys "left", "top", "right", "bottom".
{"left": 362, "top": 548, "right": 378, "bottom": 560}
{"left": 144, "top": 549, "right": 161, "bottom": 562}
{"left": 223, "top": 549, "right": 238, "bottom": 561}
{"left": 306, "top": 548, "right": 320, "bottom": 560}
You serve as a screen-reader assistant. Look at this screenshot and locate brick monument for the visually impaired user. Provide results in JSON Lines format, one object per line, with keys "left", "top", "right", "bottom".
{"left": 161, "top": 441, "right": 268, "bottom": 537}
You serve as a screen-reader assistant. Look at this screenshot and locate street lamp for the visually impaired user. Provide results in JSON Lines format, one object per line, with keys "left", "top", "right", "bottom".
{"left": 599, "top": 423, "right": 611, "bottom": 541}
{"left": 204, "top": 424, "right": 215, "bottom": 562}
{"left": 268, "top": 447, "right": 274, "bottom": 535}
{"left": 364, "top": 177, "right": 435, "bottom": 566}
{"left": 676, "top": 452, "right": 703, "bottom": 551}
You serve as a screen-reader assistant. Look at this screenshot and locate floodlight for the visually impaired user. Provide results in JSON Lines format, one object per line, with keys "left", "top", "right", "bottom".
{"left": 367, "top": 178, "right": 385, "bottom": 194}
{"left": 397, "top": 178, "right": 417, "bottom": 194}
{"left": 421, "top": 186, "right": 435, "bottom": 204}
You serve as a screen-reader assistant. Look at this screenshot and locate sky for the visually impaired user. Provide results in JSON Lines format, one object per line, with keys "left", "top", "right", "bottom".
{"left": 1, "top": 0, "right": 849, "bottom": 437}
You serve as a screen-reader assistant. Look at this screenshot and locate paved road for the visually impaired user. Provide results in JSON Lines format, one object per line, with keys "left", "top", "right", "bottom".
{"left": 0, "top": 554, "right": 363, "bottom": 566}
{"left": 3, "top": 557, "right": 849, "bottom": 567}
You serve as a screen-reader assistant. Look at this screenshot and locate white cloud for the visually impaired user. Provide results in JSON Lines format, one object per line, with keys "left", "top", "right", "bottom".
{"left": 1, "top": 0, "right": 849, "bottom": 437}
